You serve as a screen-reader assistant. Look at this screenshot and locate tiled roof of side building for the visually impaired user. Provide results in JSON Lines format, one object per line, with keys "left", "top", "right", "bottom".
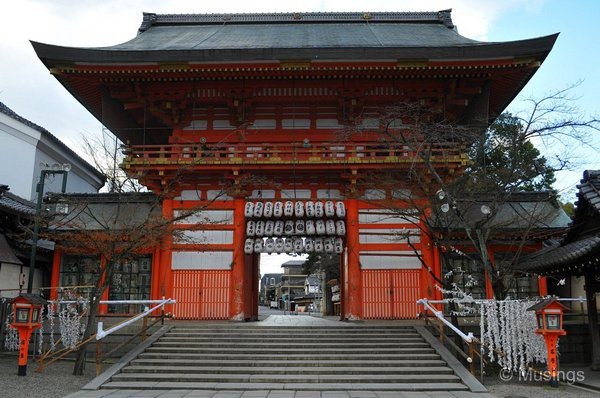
{"left": 0, "top": 101, "right": 105, "bottom": 183}
{"left": 576, "top": 170, "right": 600, "bottom": 214}
{"left": 0, "top": 186, "right": 36, "bottom": 217}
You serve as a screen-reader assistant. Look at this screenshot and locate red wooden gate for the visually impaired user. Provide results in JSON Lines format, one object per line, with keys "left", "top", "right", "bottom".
{"left": 362, "top": 269, "right": 420, "bottom": 319}
{"left": 172, "top": 270, "right": 231, "bottom": 319}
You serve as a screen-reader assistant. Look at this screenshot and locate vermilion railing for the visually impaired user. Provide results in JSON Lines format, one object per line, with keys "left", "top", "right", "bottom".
{"left": 123, "top": 141, "right": 466, "bottom": 167}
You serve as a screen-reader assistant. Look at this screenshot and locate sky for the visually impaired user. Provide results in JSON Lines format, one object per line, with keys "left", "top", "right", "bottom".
{"left": 1, "top": 0, "right": 599, "bottom": 274}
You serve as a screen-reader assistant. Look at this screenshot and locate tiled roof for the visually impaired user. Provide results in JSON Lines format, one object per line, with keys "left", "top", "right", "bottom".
{"left": 31, "top": 10, "right": 557, "bottom": 64}
{"left": 577, "top": 170, "right": 600, "bottom": 214}
{"left": 0, "top": 101, "right": 105, "bottom": 182}
{"left": 517, "top": 170, "right": 600, "bottom": 275}
{"left": 517, "top": 236, "right": 600, "bottom": 275}
{"left": 0, "top": 187, "right": 36, "bottom": 217}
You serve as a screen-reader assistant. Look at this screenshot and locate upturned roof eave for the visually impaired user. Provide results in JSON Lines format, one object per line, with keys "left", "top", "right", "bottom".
{"left": 31, "top": 34, "right": 558, "bottom": 67}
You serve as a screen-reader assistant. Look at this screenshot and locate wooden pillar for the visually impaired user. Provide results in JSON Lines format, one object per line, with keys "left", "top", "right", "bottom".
{"left": 484, "top": 247, "right": 495, "bottom": 299}
{"left": 344, "top": 198, "right": 362, "bottom": 320}
{"left": 49, "top": 247, "right": 62, "bottom": 301}
{"left": 99, "top": 256, "right": 108, "bottom": 315}
{"left": 161, "top": 199, "right": 174, "bottom": 312}
{"left": 538, "top": 276, "right": 548, "bottom": 297}
{"left": 230, "top": 197, "right": 246, "bottom": 320}
{"left": 585, "top": 270, "right": 600, "bottom": 370}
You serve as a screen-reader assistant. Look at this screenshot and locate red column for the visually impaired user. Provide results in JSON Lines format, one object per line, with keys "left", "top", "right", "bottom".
{"left": 485, "top": 247, "right": 495, "bottom": 299}
{"left": 344, "top": 198, "right": 362, "bottom": 320}
{"left": 230, "top": 197, "right": 246, "bottom": 320}
{"left": 538, "top": 276, "right": 548, "bottom": 296}
{"left": 99, "top": 256, "right": 108, "bottom": 315}
{"left": 161, "top": 199, "right": 174, "bottom": 312}
{"left": 49, "top": 248, "right": 62, "bottom": 301}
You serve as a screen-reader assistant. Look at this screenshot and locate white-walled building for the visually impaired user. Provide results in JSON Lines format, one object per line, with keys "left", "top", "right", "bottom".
{"left": 0, "top": 101, "right": 104, "bottom": 201}
{"left": 0, "top": 101, "right": 104, "bottom": 296}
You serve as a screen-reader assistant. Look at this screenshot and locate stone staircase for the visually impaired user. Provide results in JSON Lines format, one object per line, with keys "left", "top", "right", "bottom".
{"left": 99, "top": 323, "right": 471, "bottom": 391}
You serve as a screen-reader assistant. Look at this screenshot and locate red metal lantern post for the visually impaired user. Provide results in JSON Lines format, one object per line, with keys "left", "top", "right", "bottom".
{"left": 528, "top": 297, "right": 569, "bottom": 388}
{"left": 10, "top": 294, "right": 48, "bottom": 376}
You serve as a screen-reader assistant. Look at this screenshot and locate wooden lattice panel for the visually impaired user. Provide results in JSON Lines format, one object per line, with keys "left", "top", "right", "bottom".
{"left": 362, "top": 269, "right": 420, "bottom": 319}
{"left": 172, "top": 270, "right": 231, "bottom": 319}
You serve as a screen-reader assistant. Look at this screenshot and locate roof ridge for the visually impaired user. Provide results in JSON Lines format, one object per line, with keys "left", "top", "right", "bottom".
{"left": 138, "top": 10, "right": 454, "bottom": 33}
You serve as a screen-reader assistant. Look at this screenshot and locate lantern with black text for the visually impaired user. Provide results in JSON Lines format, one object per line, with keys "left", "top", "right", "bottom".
{"left": 10, "top": 294, "right": 47, "bottom": 376}
{"left": 528, "top": 297, "right": 569, "bottom": 388}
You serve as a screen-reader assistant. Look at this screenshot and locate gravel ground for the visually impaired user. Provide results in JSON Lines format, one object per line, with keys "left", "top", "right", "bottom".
{"left": 0, "top": 353, "right": 95, "bottom": 398}
{"left": 485, "top": 375, "right": 599, "bottom": 397}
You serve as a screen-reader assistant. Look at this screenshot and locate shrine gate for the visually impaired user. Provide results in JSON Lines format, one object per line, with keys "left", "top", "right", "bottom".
{"left": 33, "top": 11, "right": 556, "bottom": 320}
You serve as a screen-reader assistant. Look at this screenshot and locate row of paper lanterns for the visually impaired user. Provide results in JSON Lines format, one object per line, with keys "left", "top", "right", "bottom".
{"left": 244, "top": 237, "right": 344, "bottom": 254}
{"left": 245, "top": 200, "right": 346, "bottom": 218}
{"left": 247, "top": 219, "right": 345, "bottom": 237}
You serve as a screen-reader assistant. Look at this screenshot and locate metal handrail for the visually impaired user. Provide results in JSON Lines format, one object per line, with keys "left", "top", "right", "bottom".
{"left": 417, "top": 298, "right": 475, "bottom": 343}
{"left": 96, "top": 298, "right": 175, "bottom": 340}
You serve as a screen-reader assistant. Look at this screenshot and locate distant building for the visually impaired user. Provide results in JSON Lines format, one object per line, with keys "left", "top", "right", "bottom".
{"left": 259, "top": 273, "right": 282, "bottom": 306}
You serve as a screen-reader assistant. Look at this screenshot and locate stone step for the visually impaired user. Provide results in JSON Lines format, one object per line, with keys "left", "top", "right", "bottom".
{"left": 110, "top": 372, "right": 462, "bottom": 384}
{"left": 130, "top": 358, "right": 448, "bottom": 368}
{"left": 160, "top": 335, "right": 422, "bottom": 342}
{"left": 137, "top": 352, "right": 442, "bottom": 361}
{"left": 153, "top": 341, "right": 430, "bottom": 348}
{"left": 144, "top": 346, "right": 435, "bottom": 355}
{"left": 121, "top": 365, "right": 455, "bottom": 375}
{"left": 100, "top": 381, "right": 469, "bottom": 391}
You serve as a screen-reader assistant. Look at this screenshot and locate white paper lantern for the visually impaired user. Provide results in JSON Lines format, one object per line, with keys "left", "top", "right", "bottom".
{"left": 305, "top": 201, "right": 315, "bottom": 217}
{"left": 265, "top": 237, "right": 275, "bottom": 253}
{"left": 264, "top": 220, "right": 274, "bottom": 236}
{"left": 334, "top": 237, "right": 344, "bottom": 253}
{"left": 244, "top": 202, "right": 254, "bottom": 218}
{"left": 293, "top": 237, "right": 304, "bottom": 252}
{"left": 284, "top": 220, "right": 294, "bottom": 235}
{"left": 326, "top": 220, "right": 336, "bottom": 235}
{"left": 304, "top": 238, "right": 314, "bottom": 252}
{"left": 253, "top": 238, "right": 264, "bottom": 253}
{"left": 255, "top": 220, "right": 265, "bottom": 236}
{"left": 325, "top": 200, "right": 335, "bottom": 217}
{"left": 335, "top": 201, "right": 346, "bottom": 217}
{"left": 305, "top": 220, "right": 316, "bottom": 235}
{"left": 284, "top": 201, "right": 294, "bottom": 217}
{"left": 315, "top": 201, "right": 324, "bottom": 218}
{"left": 244, "top": 238, "right": 254, "bottom": 254}
{"left": 294, "top": 201, "right": 304, "bottom": 217}
{"left": 253, "top": 202, "right": 264, "bottom": 218}
{"left": 274, "top": 220, "right": 284, "bottom": 235}
{"left": 274, "top": 201, "right": 283, "bottom": 218}
{"left": 246, "top": 221, "right": 255, "bottom": 237}
{"left": 336, "top": 220, "right": 346, "bottom": 236}
{"left": 283, "top": 238, "right": 293, "bottom": 253}
{"left": 263, "top": 202, "right": 273, "bottom": 218}
{"left": 316, "top": 220, "right": 326, "bottom": 235}
{"left": 275, "top": 238, "right": 284, "bottom": 253}
{"left": 314, "top": 238, "right": 324, "bottom": 252}
{"left": 324, "top": 238, "right": 334, "bottom": 253}
{"left": 295, "top": 220, "right": 305, "bottom": 234}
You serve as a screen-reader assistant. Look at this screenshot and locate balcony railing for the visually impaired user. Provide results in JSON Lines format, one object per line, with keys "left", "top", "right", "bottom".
{"left": 123, "top": 141, "right": 467, "bottom": 169}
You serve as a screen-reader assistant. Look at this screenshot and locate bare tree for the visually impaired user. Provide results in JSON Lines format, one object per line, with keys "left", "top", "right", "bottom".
{"left": 348, "top": 85, "right": 599, "bottom": 299}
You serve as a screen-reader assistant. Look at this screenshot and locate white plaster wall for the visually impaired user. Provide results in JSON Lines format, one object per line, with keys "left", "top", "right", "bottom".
{"left": 0, "top": 114, "right": 39, "bottom": 199}
{"left": 0, "top": 263, "right": 43, "bottom": 298}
